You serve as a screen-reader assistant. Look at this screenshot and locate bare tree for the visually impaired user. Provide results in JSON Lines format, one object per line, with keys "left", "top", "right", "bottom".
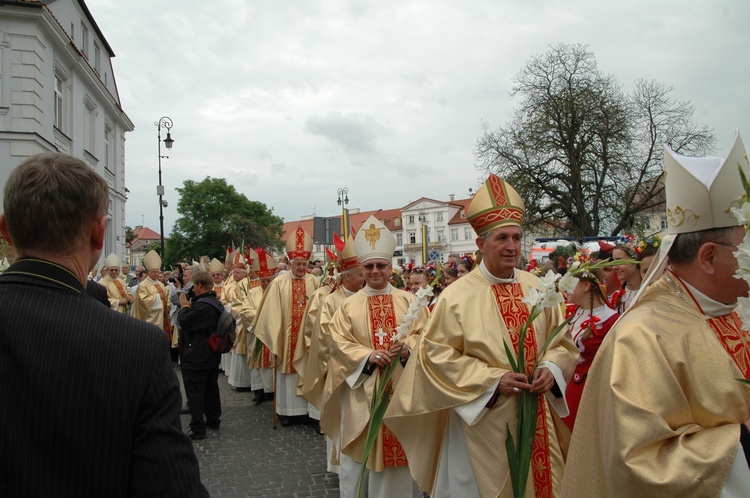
{"left": 475, "top": 43, "right": 715, "bottom": 237}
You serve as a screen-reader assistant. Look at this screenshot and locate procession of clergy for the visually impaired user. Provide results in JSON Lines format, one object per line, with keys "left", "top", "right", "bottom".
{"left": 98, "top": 135, "right": 750, "bottom": 498}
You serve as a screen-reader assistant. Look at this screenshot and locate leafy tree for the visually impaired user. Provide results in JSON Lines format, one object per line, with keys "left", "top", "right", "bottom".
{"left": 124, "top": 226, "right": 137, "bottom": 245}
{"left": 474, "top": 43, "right": 715, "bottom": 237}
{"left": 165, "top": 177, "right": 284, "bottom": 266}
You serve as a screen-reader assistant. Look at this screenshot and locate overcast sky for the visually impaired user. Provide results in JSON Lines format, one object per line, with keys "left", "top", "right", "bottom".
{"left": 89, "top": 0, "right": 750, "bottom": 234}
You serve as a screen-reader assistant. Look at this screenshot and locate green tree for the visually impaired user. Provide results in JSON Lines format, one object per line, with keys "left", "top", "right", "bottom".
{"left": 474, "top": 43, "right": 715, "bottom": 237}
{"left": 165, "top": 177, "right": 284, "bottom": 266}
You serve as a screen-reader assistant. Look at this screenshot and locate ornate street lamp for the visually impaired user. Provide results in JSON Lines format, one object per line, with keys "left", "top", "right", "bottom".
{"left": 156, "top": 116, "right": 174, "bottom": 262}
{"left": 337, "top": 187, "right": 350, "bottom": 241}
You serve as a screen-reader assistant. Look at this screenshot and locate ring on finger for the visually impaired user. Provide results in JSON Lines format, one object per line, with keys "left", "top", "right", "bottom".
{"left": 376, "top": 355, "right": 380, "bottom": 360}
{"left": 512, "top": 387, "right": 520, "bottom": 393}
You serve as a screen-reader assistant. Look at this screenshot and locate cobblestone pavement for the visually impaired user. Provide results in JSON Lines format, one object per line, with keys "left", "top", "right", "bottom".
{"left": 176, "top": 366, "right": 340, "bottom": 497}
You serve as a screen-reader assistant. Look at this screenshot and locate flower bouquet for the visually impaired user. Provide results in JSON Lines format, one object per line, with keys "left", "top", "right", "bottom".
{"left": 730, "top": 165, "right": 750, "bottom": 385}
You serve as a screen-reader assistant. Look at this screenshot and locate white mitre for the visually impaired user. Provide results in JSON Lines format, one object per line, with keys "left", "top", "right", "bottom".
{"left": 353, "top": 215, "right": 396, "bottom": 263}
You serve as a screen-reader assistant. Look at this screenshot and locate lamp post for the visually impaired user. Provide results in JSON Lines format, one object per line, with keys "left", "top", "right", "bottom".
{"left": 418, "top": 211, "right": 428, "bottom": 264}
{"left": 155, "top": 116, "right": 174, "bottom": 262}
{"left": 337, "top": 187, "right": 350, "bottom": 241}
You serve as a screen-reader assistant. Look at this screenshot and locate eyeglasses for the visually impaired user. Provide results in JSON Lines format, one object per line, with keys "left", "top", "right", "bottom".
{"left": 714, "top": 241, "right": 739, "bottom": 249}
{"left": 363, "top": 263, "right": 390, "bottom": 271}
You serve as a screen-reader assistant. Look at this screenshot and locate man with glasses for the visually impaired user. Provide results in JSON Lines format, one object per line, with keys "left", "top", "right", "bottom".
{"left": 385, "top": 174, "right": 578, "bottom": 498}
{"left": 325, "top": 216, "right": 428, "bottom": 497}
{"left": 561, "top": 135, "right": 750, "bottom": 496}
{"left": 254, "top": 227, "right": 319, "bottom": 425}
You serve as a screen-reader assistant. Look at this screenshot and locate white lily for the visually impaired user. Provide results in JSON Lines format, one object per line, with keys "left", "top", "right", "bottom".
{"left": 539, "top": 290, "right": 564, "bottom": 308}
{"left": 731, "top": 204, "right": 750, "bottom": 226}
{"left": 538, "top": 270, "right": 561, "bottom": 292}
{"left": 557, "top": 273, "right": 579, "bottom": 294}
{"left": 415, "top": 286, "right": 434, "bottom": 302}
{"left": 522, "top": 287, "right": 542, "bottom": 307}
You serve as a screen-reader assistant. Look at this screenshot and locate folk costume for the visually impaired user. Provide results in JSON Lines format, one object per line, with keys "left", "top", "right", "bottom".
{"left": 241, "top": 248, "right": 277, "bottom": 395}
{"left": 384, "top": 174, "right": 578, "bottom": 498}
{"left": 253, "top": 227, "right": 318, "bottom": 418}
{"left": 100, "top": 253, "right": 133, "bottom": 314}
{"left": 562, "top": 133, "right": 750, "bottom": 497}
{"left": 560, "top": 302, "right": 617, "bottom": 430}
{"left": 133, "top": 251, "right": 168, "bottom": 334}
{"left": 324, "top": 216, "right": 427, "bottom": 498}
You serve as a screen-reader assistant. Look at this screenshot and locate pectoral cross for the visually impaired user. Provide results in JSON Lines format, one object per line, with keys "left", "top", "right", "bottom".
{"left": 375, "top": 327, "right": 387, "bottom": 346}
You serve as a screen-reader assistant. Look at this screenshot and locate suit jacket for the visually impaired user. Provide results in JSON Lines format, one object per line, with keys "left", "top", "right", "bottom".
{"left": 0, "top": 258, "right": 208, "bottom": 497}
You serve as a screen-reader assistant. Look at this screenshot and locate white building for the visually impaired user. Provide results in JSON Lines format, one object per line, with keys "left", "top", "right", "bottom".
{"left": 0, "top": 0, "right": 133, "bottom": 260}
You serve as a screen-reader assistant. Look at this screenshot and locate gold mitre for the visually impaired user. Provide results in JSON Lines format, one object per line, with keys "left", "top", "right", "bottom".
{"left": 255, "top": 248, "right": 278, "bottom": 278}
{"left": 353, "top": 215, "right": 396, "bottom": 263}
{"left": 286, "top": 226, "right": 313, "bottom": 261}
{"left": 208, "top": 258, "right": 225, "bottom": 273}
{"left": 103, "top": 252, "right": 120, "bottom": 269}
{"left": 664, "top": 132, "right": 749, "bottom": 234}
{"left": 465, "top": 174, "right": 525, "bottom": 236}
{"left": 334, "top": 232, "right": 361, "bottom": 271}
{"left": 143, "top": 250, "right": 161, "bottom": 271}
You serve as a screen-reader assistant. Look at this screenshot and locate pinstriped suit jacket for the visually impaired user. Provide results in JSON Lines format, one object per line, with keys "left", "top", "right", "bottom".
{"left": 0, "top": 259, "right": 208, "bottom": 497}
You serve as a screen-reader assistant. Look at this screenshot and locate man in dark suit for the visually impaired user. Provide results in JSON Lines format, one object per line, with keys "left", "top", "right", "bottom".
{"left": 0, "top": 152, "right": 208, "bottom": 497}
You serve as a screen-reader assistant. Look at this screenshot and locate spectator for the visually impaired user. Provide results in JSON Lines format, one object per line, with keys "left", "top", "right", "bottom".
{"left": 177, "top": 270, "right": 223, "bottom": 440}
{"left": 0, "top": 152, "right": 206, "bottom": 496}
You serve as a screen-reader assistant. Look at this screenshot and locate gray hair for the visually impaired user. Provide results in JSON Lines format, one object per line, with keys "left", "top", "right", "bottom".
{"left": 668, "top": 227, "right": 736, "bottom": 265}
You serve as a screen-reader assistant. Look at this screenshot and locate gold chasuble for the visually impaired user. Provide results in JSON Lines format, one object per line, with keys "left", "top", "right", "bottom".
{"left": 561, "top": 274, "right": 750, "bottom": 497}
{"left": 384, "top": 268, "right": 578, "bottom": 498}
{"left": 132, "top": 278, "right": 165, "bottom": 329}
{"left": 324, "top": 287, "right": 427, "bottom": 472}
{"left": 240, "top": 286, "right": 273, "bottom": 369}
{"left": 294, "top": 282, "right": 335, "bottom": 391}
{"left": 302, "top": 286, "right": 347, "bottom": 412}
{"left": 253, "top": 272, "right": 319, "bottom": 373}
{"left": 230, "top": 278, "right": 252, "bottom": 355}
{"left": 101, "top": 275, "right": 132, "bottom": 314}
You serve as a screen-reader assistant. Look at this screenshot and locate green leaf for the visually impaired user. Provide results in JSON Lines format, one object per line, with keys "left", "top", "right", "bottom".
{"left": 534, "top": 315, "right": 574, "bottom": 370}
{"left": 503, "top": 339, "right": 520, "bottom": 373}
{"left": 737, "top": 378, "right": 750, "bottom": 385}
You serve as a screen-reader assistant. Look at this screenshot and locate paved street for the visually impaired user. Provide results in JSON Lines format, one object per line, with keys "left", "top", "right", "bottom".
{"left": 176, "top": 366, "right": 340, "bottom": 497}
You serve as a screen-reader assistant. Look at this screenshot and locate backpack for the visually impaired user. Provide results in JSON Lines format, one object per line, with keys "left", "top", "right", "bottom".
{"left": 194, "top": 297, "right": 236, "bottom": 354}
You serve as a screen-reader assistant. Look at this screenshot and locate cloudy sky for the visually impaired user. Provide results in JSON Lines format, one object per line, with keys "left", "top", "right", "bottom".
{"left": 89, "top": 0, "right": 750, "bottom": 234}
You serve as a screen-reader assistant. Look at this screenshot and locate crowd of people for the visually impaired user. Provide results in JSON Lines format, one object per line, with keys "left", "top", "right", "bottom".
{"left": 2, "top": 134, "right": 750, "bottom": 497}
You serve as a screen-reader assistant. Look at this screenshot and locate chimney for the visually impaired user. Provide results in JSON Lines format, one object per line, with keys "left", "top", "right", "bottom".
{"left": 449, "top": 194, "right": 455, "bottom": 201}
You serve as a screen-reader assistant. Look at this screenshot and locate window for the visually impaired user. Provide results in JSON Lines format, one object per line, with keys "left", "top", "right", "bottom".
{"left": 94, "top": 43, "right": 101, "bottom": 73}
{"left": 464, "top": 227, "right": 472, "bottom": 239}
{"left": 408, "top": 215, "right": 415, "bottom": 225}
{"left": 103, "top": 126, "right": 112, "bottom": 171}
{"left": 54, "top": 74, "right": 64, "bottom": 130}
{"left": 437, "top": 230, "right": 445, "bottom": 243}
{"left": 436, "top": 211, "right": 444, "bottom": 222}
{"left": 84, "top": 96, "right": 97, "bottom": 154}
{"left": 460, "top": 210, "right": 466, "bottom": 219}
{"left": 396, "top": 233, "right": 403, "bottom": 246}
{"left": 450, "top": 228, "right": 459, "bottom": 241}
{"left": 660, "top": 214, "right": 668, "bottom": 230}
{"left": 394, "top": 217, "right": 401, "bottom": 227}
{"left": 409, "top": 231, "right": 416, "bottom": 244}
{"left": 80, "top": 22, "right": 89, "bottom": 58}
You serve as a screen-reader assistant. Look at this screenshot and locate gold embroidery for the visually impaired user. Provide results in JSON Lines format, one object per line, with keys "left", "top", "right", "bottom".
{"left": 667, "top": 206, "right": 700, "bottom": 227}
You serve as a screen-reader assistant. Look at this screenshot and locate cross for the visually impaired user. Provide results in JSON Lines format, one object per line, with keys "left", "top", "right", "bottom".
{"left": 375, "top": 327, "right": 387, "bottom": 346}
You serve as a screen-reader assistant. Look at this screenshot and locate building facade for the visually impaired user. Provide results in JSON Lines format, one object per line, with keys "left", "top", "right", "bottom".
{"left": 0, "top": 0, "right": 133, "bottom": 262}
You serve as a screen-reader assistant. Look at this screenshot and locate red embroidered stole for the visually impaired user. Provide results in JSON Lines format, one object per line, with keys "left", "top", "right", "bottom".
{"left": 155, "top": 283, "right": 171, "bottom": 337}
{"left": 113, "top": 278, "right": 126, "bottom": 299}
{"left": 289, "top": 278, "right": 307, "bottom": 373}
{"left": 491, "top": 283, "right": 552, "bottom": 498}
{"left": 707, "top": 312, "right": 750, "bottom": 378}
{"left": 248, "top": 279, "right": 261, "bottom": 290}
{"left": 367, "top": 294, "right": 408, "bottom": 468}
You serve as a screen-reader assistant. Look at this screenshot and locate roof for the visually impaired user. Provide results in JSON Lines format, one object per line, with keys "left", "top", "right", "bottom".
{"left": 447, "top": 198, "right": 471, "bottom": 225}
{"left": 281, "top": 207, "right": 404, "bottom": 241}
{"left": 131, "top": 226, "right": 162, "bottom": 241}
{"left": 400, "top": 196, "right": 468, "bottom": 211}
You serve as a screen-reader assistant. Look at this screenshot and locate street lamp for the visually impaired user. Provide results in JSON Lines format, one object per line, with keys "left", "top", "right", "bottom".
{"left": 418, "top": 211, "right": 428, "bottom": 264}
{"left": 337, "top": 187, "right": 350, "bottom": 241}
{"left": 156, "top": 116, "right": 174, "bottom": 262}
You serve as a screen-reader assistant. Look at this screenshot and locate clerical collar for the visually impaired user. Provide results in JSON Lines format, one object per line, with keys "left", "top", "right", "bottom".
{"left": 364, "top": 283, "right": 392, "bottom": 296}
{"left": 214, "top": 282, "right": 224, "bottom": 287}
{"left": 343, "top": 286, "right": 357, "bottom": 297}
{"left": 291, "top": 273, "right": 305, "bottom": 280}
{"left": 147, "top": 277, "right": 159, "bottom": 284}
{"left": 479, "top": 260, "right": 516, "bottom": 284}
{"left": 670, "top": 272, "right": 736, "bottom": 318}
